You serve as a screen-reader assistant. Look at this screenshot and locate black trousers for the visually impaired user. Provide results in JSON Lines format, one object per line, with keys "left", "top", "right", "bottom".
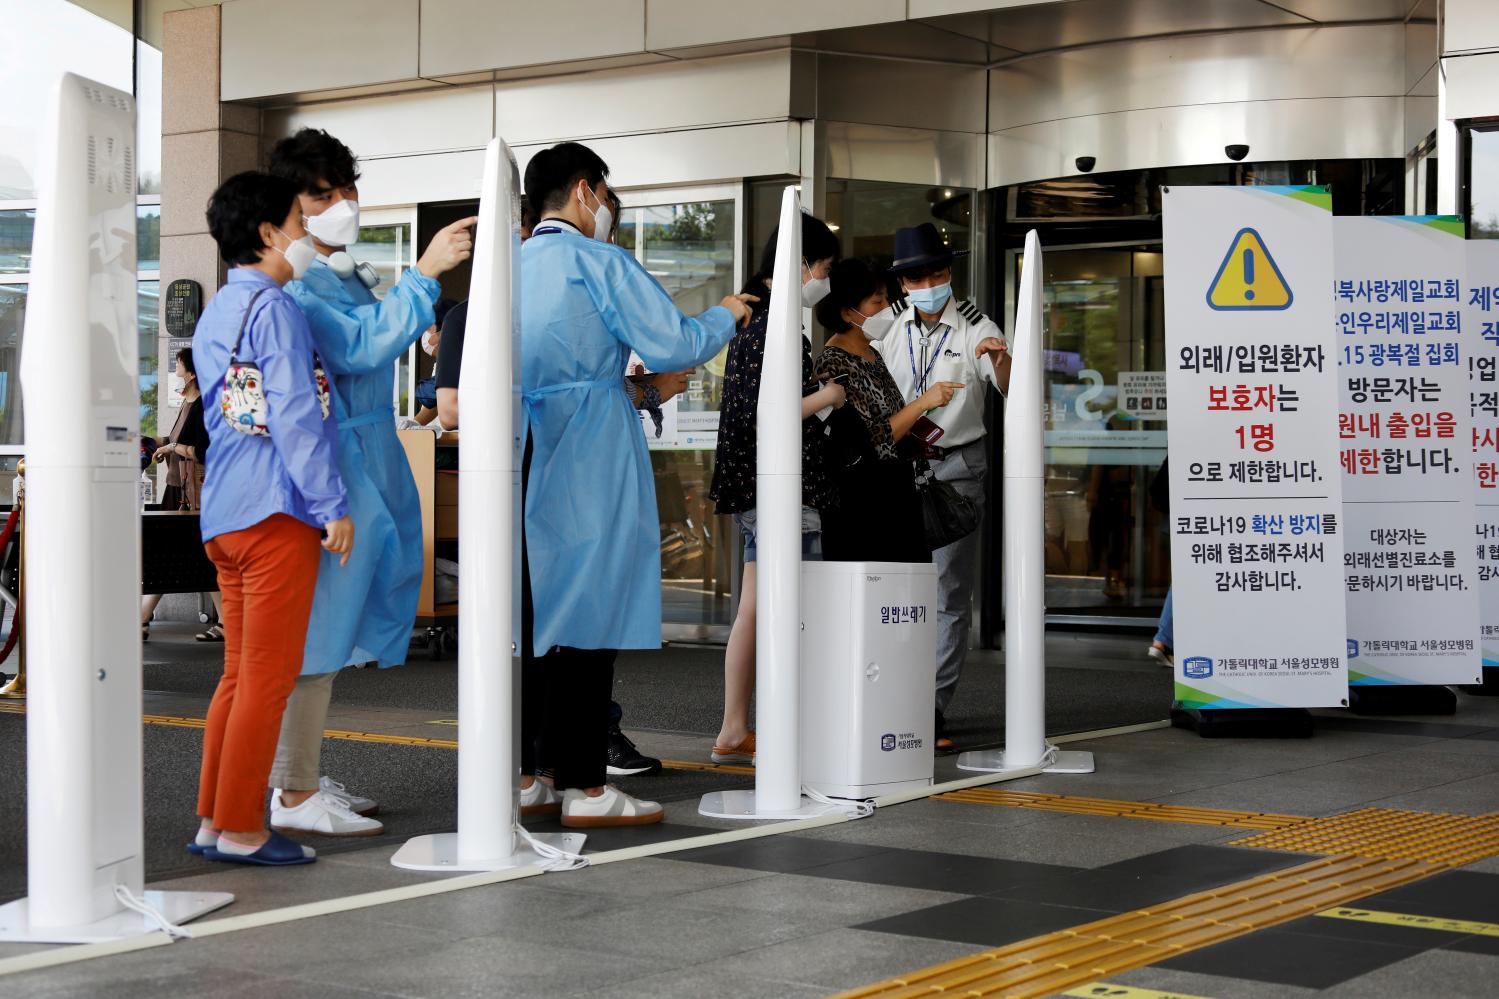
{"left": 518, "top": 436, "right": 616, "bottom": 790}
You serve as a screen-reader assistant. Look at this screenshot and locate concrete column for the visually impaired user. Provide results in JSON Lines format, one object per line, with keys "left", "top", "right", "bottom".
{"left": 157, "top": 4, "right": 261, "bottom": 438}
{"left": 153, "top": 5, "right": 261, "bottom": 622}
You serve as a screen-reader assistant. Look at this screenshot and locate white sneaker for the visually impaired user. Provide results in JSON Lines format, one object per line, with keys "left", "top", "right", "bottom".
{"left": 272, "top": 790, "right": 385, "bottom": 837}
{"left": 520, "top": 778, "right": 562, "bottom": 816}
{"left": 319, "top": 776, "right": 379, "bottom": 817}
{"left": 1147, "top": 644, "right": 1175, "bottom": 669}
{"left": 560, "top": 786, "right": 663, "bottom": 828}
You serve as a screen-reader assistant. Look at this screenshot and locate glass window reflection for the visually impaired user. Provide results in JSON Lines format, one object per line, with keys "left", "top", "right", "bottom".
{"left": 0, "top": 286, "right": 26, "bottom": 447}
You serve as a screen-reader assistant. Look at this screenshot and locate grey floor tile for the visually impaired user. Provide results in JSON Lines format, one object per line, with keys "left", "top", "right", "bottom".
{"left": 564, "top": 967, "right": 826, "bottom": 999}
{"left": 701, "top": 926, "right": 983, "bottom": 991}
{"left": 672, "top": 833, "right": 890, "bottom": 874}
{"left": 541, "top": 855, "right": 777, "bottom": 901}
{"left": 673, "top": 871, "right": 966, "bottom": 923}
{"left": 351, "top": 880, "right": 603, "bottom": 940}
{"left": 1364, "top": 772, "right": 1499, "bottom": 814}
{"left": 1318, "top": 947, "right": 1499, "bottom": 998}
{"left": 156, "top": 855, "right": 436, "bottom": 921}
{"left": 166, "top": 909, "right": 460, "bottom": 979}
{"left": 799, "top": 847, "right": 1075, "bottom": 895}
{"left": 291, "top": 933, "right": 663, "bottom": 999}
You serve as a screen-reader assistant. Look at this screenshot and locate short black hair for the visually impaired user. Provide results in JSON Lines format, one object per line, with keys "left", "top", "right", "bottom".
{"left": 742, "top": 213, "right": 842, "bottom": 309}
{"left": 523, "top": 142, "right": 609, "bottom": 214}
{"left": 206, "top": 171, "right": 300, "bottom": 266}
{"left": 816, "top": 259, "right": 882, "bottom": 333}
{"left": 433, "top": 297, "right": 460, "bottom": 330}
{"left": 269, "top": 128, "right": 361, "bottom": 194}
{"left": 175, "top": 346, "right": 195, "bottom": 376}
{"left": 519, "top": 195, "right": 539, "bottom": 233}
{"left": 898, "top": 261, "right": 951, "bottom": 283}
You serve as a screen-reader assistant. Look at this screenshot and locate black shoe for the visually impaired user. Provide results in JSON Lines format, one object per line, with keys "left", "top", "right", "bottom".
{"left": 935, "top": 710, "right": 955, "bottom": 753}
{"left": 606, "top": 727, "right": 662, "bottom": 776}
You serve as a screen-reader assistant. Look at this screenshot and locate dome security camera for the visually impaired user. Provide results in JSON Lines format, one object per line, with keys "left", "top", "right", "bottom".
{"left": 1074, "top": 156, "right": 1096, "bottom": 173}
{"left": 1225, "top": 144, "right": 1250, "bottom": 162}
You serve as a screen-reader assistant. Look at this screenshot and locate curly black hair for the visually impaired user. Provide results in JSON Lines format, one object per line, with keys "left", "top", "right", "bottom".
{"left": 269, "top": 128, "right": 361, "bottom": 194}
{"left": 205, "top": 171, "right": 300, "bottom": 266}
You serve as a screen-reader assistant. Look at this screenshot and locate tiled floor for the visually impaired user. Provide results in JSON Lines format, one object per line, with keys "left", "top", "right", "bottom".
{"left": 4, "top": 640, "right": 1499, "bottom": 996}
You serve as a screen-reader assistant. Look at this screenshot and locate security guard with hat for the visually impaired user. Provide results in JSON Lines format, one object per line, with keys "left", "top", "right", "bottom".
{"left": 876, "top": 222, "right": 1011, "bottom": 749}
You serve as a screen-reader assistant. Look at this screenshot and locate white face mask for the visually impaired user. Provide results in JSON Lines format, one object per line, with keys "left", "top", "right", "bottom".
{"left": 274, "top": 227, "right": 317, "bottom": 280}
{"left": 172, "top": 377, "right": 186, "bottom": 394}
{"left": 421, "top": 328, "right": 440, "bottom": 357}
{"left": 802, "top": 275, "right": 831, "bottom": 308}
{"left": 579, "top": 184, "right": 613, "bottom": 243}
{"left": 305, "top": 198, "right": 361, "bottom": 248}
{"left": 856, "top": 307, "right": 894, "bottom": 342}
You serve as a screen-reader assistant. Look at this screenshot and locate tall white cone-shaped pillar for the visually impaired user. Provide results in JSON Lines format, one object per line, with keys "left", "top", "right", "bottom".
{"left": 393, "top": 137, "right": 582, "bottom": 869}
{"left": 959, "top": 230, "right": 1094, "bottom": 776}
{"left": 0, "top": 73, "right": 231, "bottom": 943}
{"left": 699, "top": 187, "right": 841, "bottom": 820}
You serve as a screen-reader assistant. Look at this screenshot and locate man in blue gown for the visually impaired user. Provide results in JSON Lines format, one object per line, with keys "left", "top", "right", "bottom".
{"left": 517, "top": 142, "right": 753, "bottom": 826}
{"left": 265, "top": 129, "right": 475, "bottom": 837}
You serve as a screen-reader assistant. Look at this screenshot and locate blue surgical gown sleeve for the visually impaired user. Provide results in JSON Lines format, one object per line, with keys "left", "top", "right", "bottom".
{"left": 286, "top": 269, "right": 439, "bottom": 375}
{"left": 588, "top": 250, "right": 736, "bottom": 370}
{"left": 257, "top": 296, "right": 349, "bottom": 526}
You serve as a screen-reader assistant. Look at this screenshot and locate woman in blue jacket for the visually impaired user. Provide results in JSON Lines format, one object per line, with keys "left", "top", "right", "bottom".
{"left": 264, "top": 129, "right": 475, "bottom": 838}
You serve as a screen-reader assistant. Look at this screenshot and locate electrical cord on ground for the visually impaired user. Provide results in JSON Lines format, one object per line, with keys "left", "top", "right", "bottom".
{"left": 113, "top": 885, "right": 192, "bottom": 941}
{"left": 515, "top": 823, "right": 589, "bottom": 872}
{"left": 803, "top": 785, "right": 876, "bottom": 819}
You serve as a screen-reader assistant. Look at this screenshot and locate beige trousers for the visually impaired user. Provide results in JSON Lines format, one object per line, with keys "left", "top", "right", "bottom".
{"left": 267, "top": 670, "right": 337, "bottom": 790}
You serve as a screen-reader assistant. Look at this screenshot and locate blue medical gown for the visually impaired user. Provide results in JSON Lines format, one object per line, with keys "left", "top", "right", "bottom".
{"left": 522, "top": 230, "right": 735, "bottom": 652}
{"left": 285, "top": 261, "right": 438, "bottom": 673}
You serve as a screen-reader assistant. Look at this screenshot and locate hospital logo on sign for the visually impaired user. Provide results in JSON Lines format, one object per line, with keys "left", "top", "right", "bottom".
{"left": 880, "top": 734, "right": 896, "bottom": 752}
{"left": 1183, "top": 656, "right": 1214, "bottom": 679}
{"left": 1206, "top": 227, "right": 1293, "bottom": 311}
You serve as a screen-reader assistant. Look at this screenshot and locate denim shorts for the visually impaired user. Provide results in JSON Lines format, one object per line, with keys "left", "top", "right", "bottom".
{"left": 733, "top": 506, "right": 822, "bottom": 563}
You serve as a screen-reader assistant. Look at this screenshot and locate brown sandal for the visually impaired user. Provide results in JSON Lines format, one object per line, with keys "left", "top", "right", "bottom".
{"left": 195, "top": 624, "right": 224, "bottom": 642}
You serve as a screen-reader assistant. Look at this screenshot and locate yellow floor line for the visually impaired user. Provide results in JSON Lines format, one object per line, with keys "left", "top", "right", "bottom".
{"left": 1316, "top": 905, "right": 1499, "bottom": 938}
{"left": 833, "top": 854, "right": 1441, "bottom": 999}
{"left": 933, "top": 788, "right": 1308, "bottom": 831}
{"left": 1, "top": 701, "right": 757, "bottom": 776}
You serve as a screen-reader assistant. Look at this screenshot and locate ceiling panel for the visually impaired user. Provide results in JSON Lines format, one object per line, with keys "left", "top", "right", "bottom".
{"left": 791, "top": 21, "right": 995, "bottom": 64}
{"left": 977, "top": 0, "right": 1305, "bottom": 53}
{"left": 1256, "top": 0, "right": 1425, "bottom": 23}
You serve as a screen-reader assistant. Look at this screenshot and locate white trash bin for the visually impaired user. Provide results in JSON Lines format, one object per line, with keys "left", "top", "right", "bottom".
{"left": 800, "top": 560, "right": 937, "bottom": 800}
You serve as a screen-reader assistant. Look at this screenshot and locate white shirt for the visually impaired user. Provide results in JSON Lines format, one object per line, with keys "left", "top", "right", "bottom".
{"left": 875, "top": 296, "right": 1007, "bottom": 448}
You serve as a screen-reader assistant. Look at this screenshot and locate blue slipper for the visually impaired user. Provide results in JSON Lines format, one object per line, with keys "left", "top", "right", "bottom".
{"left": 203, "top": 831, "right": 316, "bottom": 866}
{"left": 186, "top": 840, "right": 210, "bottom": 856}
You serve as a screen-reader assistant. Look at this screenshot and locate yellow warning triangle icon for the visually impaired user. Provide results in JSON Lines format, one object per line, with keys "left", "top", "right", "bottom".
{"left": 1206, "top": 227, "right": 1293, "bottom": 311}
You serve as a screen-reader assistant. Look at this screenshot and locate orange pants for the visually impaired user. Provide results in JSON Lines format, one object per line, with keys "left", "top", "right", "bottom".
{"left": 198, "top": 514, "right": 322, "bottom": 832}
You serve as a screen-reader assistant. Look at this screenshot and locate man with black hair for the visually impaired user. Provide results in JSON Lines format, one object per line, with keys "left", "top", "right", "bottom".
{"left": 516, "top": 141, "right": 754, "bottom": 826}
{"left": 879, "top": 222, "right": 1011, "bottom": 752}
{"left": 261, "top": 128, "right": 475, "bottom": 838}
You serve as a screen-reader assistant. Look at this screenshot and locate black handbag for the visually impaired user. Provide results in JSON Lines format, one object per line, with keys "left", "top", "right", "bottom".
{"left": 916, "top": 457, "right": 980, "bottom": 550}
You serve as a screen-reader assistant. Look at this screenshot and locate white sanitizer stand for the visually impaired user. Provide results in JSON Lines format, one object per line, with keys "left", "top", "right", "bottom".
{"left": 801, "top": 561, "right": 936, "bottom": 799}
{"left": 0, "top": 73, "right": 232, "bottom": 943}
{"left": 958, "top": 230, "right": 1095, "bottom": 777}
{"left": 393, "top": 137, "right": 583, "bottom": 871}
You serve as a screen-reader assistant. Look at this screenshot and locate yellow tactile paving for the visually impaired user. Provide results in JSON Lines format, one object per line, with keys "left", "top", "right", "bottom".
{"left": 1231, "top": 807, "right": 1499, "bottom": 866}
{"left": 830, "top": 854, "right": 1441, "bottom": 999}
{"left": 933, "top": 788, "right": 1308, "bottom": 831}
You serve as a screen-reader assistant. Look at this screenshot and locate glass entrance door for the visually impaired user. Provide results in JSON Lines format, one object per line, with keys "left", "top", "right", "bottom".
{"left": 616, "top": 185, "right": 742, "bottom": 640}
{"left": 1012, "top": 243, "right": 1170, "bottom": 619}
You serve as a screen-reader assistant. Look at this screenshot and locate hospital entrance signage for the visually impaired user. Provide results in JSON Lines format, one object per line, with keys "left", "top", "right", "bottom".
{"left": 1163, "top": 186, "right": 1350, "bottom": 710}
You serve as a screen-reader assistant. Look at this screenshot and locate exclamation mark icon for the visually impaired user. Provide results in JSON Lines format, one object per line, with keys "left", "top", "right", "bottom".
{"left": 1242, "top": 247, "right": 1255, "bottom": 302}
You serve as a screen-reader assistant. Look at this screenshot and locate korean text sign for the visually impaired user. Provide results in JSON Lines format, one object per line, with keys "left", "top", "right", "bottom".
{"left": 1469, "top": 241, "right": 1499, "bottom": 672}
{"left": 1163, "top": 186, "right": 1349, "bottom": 709}
{"left": 1336, "top": 216, "right": 1481, "bottom": 686}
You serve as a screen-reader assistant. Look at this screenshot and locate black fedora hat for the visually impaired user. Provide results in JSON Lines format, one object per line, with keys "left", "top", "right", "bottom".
{"left": 889, "top": 222, "right": 969, "bottom": 274}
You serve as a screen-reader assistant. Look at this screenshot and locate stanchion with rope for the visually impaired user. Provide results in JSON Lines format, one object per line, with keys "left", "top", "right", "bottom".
{"left": 0, "top": 458, "right": 25, "bottom": 698}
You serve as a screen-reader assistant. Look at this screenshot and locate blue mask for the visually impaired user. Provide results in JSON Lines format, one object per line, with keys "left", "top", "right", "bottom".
{"left": 907, "top": 282, "right": 952, "bottom": 314}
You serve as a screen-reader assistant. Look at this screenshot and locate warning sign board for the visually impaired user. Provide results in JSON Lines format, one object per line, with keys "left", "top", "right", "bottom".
{"left": 1207, "top": 227, "right": 1293, "bottom": 311}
